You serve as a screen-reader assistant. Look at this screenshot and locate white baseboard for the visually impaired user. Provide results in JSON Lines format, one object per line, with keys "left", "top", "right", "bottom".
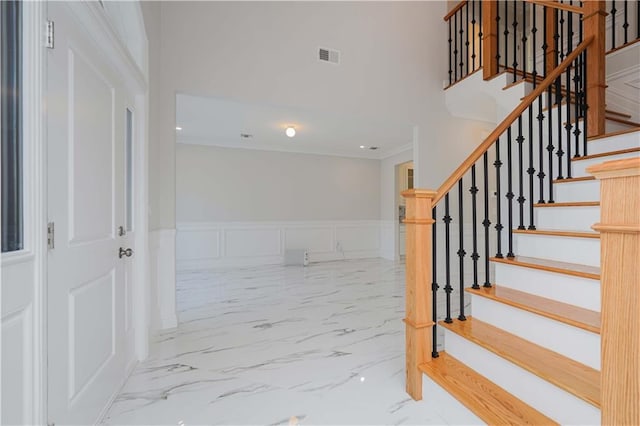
{"left": 176, "top": 220, "right": 390, "bottom": 270}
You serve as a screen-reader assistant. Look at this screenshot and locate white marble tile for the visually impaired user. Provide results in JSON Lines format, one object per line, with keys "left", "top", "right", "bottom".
{"left": 103, "top": 259, "right": 482, "bottom": 425}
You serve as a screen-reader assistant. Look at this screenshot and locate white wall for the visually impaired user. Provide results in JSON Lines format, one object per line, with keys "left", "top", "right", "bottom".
{"left": 176, "top": 144, "right": 380, "bottom": 222}
{"left": 176, "top": 144, "right": 382, "bottom": 268}
{"left": 144, "top": 1, "right": 449, "bottom": 231}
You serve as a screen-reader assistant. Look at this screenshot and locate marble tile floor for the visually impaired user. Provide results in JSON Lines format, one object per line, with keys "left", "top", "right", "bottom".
{"left": 102, "top": 258, "right": 483, "bottom": 426}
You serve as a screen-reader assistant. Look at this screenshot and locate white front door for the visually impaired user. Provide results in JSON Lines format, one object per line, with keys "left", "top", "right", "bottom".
{"left": 46, "top": 3, "right": 135, "bottom": 423}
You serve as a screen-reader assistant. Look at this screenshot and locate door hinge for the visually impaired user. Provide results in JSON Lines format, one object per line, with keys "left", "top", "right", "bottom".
{"left": 47, "top": 222, "right": 55, "bottom": 249}
{"left": 46, "top": 20, "right": 54, "bottom": 49}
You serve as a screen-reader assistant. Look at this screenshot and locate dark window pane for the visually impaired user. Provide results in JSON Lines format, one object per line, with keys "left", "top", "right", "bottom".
{"left": 1, "top": 0, "right": 24, "bottom": 253}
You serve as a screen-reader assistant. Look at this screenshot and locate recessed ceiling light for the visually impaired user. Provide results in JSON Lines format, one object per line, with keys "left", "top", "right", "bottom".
{"left": 285, "top": 126, "right": 296, "bottom": 138}
{"left": 359, "top": 145, "right": 366, "bottom": 149}
{"left": 175, "top": 126, "right": 182, "bottom": 131}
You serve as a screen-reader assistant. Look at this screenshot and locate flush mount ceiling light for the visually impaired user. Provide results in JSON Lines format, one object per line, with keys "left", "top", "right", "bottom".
{"left": 359, "top": 145, "right": 366, "bottom": 149}
{"left": 285, "top": 126, "right": 296, "bottom": 138}
{"left": 175, "top": 126, "right": 182, "bottom": 131}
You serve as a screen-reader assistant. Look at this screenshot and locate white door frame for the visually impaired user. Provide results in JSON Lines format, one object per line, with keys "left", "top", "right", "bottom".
{"left": 4, "top": 2, "right": 149, "bottom": 423}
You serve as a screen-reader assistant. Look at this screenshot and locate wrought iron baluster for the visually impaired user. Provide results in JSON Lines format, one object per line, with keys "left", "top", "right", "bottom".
{"left": 444, "top": 194, "right": 453, "bottom": 323}
{"left": 611, "top": 1, "right": 617, "bottom": 50}
{"left": 470, "top": 165, "right": 480, "bottom": 289}
{"left": 494, "top": 139, "right": 504, "bottom": 258}
{"left": 537, "top": 96, "right": 546, "bottom": 203}
{"left": 507, "top": 127, "right": 515, "bottom": 257}
{"left": 517, "top": 117, "right": 526, "bottom": 230}
{"left": 457, "top": 179, "right": 467, "bottom": 321}
{"left": 431, "top": 206, "right": 439, "bottom": 358}
{"left": 483, "top": 152, "right": 493, "bottom": 285}
{"left": 448, "top": 19, "right": 453, "bottom": 85}
{"left": 528, "top": 104, "right": 536, "bottom": 230}
{"left": 556, "top": 75, "right": 565, "bottom": 180}
{"left": 512, "top": 0, "right": 519, "bottom": 82}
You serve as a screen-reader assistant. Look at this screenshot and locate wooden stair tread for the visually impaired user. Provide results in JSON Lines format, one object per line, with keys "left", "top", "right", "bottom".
{"left": 606, "top": 115, "right": 640, "bottom": 128}
{"left": 419, "top": 352, "right": 558, "bottom": 425}
{"left": 439, "top": 318, "right": 601, "bottom": 407}
{"left": 572, "top": 147, "right": 640, "bottom": 162}
{"left": 604, "top": 109, "right": 632, "bottom": 119}
{"left": 587, "top": 127, "right": 640, "bottom": 141}
{"left": 513, "top": 229, "right": 599, "bottom": 239}
{"left": 467, "top": 285, "right": 600, "bottom": 334}
{"left": 553, "top": 176, "right": 596, "bottom": 184}
{"left": 533, "top": 201, "right": 599, "bottom": 207}
{"left": 490, "top": 255, "right": 600, "bottom": 280}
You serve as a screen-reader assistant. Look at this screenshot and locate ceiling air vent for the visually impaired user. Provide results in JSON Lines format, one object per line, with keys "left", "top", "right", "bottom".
{"left": 318, "top": 47, "right": 340, "bottom": 65}
{"left": 369, "top": 146, "right": 378, "bottom": 150}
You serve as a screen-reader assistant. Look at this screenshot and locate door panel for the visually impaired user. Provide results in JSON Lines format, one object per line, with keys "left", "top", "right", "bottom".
{"left": 47, "top": 3, "right": 132, "bottom": 423}
{"left": 68, "top": 48, "right": 115, "bottom": 244}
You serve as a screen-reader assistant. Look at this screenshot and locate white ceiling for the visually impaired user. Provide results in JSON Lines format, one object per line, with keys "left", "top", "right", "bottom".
{"left": 175, "top": 94, "right": 414, "bottom": 159}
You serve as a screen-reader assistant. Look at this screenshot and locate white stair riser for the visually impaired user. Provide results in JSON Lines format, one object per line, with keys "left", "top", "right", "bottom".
{"left": 572, "top": 152, "right": 640, "bottom": 176}
{"left": 554, "top": 179, "right": 600, "bottom": 202}
{"left": 471, "top": 295, "right": 600, "bottom": 370}
{"left": 444, "top": 330, "right": 601, "bottom": 425}
{"left": 495, "top": 262, "right": 600, "bottom": 311}
{"left": 535, "top": 206, "right": 600, "bottom": 232}
{"left": 587, "top": 132, "right": 640, "bottom": 155}
{"left": 514, "top": 233, "right": 600, "bottom": 267}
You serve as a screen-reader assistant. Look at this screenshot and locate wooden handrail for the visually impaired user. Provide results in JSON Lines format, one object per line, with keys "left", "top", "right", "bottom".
{"left": 525, "top": 0, "right": 584, "bottom": 15}
{"left": 444, "top": 0, "right": 467, "bottom": 22}
{"left": 433, "top": 36, "right": 595, "bottom": 206}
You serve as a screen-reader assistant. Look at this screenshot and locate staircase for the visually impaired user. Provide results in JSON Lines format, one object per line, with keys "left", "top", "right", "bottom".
{"left": 402, "top": 1, "right": 640, "bottom": 424}
{"left": 420, "top": 126, "right": 639, "bottom": 425}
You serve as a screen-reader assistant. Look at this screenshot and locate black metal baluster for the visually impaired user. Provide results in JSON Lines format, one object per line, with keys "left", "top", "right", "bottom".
{"left": 496, "top": 4, "right": 501, "bottom": 70}
{"left": 522, "top": 1, "right": 527, "bottom": 79}
{"left": 611, "top": 1, "right": 617, "bottom": 50}
{"left": 454, "top": 11, "right": 459, "bottom": 82}
{"left": 554, "top": 9, "right": 560, "bottom": 71}
{"left": 582, "top": 49, "right": 588, "bottom": 156}
{"left": 537, "top": 95, "right": 546, "bottom": 203}
{"left": 465, "top": 3, "right": 470, "bottom": 76}
{"left": 449, "top": 19, "right": 453, "bottom": 85}
{"left": 556, "top": 74, "right": 564, "bottom": 180}
{"left": 478, "top": 0, "right": 483, "bottom": 67}
{"left": 460, "top": 8, "right": 465, "bottom": 79}
{"left": 504, "top": 0, "right": 509, "bottom": 72}
{"left": 512, "top": 0, "right": 518, "bottom": 82}
{"left": 573, "top": 25, "right": 582, "bottom": 158}
{"left": 507, "top": 127, "right": 515, "bottom": 257}
{"left": 624, "top": 0, "right": 629, "bottom": 45}
{"left": 471, "top": 0, "right": 477, "bottom": 71}
{"left": 483, "top": 152, "right": 492, "bottom": 285}
{"left": 470, "top": 165, "right": 480, "bottom": 289}
{"left": 559, "top": 9, "right": 565, "bottom": 63}
{"left": 457, "top": 179, "right": 466, "bottom": 321}
{"left": 528, "top": 104, "right": 536, "bottom": 229}
{"left": 494, "top": 139, "right": 504, "bottom": 258}
{"left": 542, "top": 5, "right": 548, "bottom": 78}
{"left": 517, "top": 117, "right": 526, "bottom": 230}
{"left": 565, "top": 12, "right": 573, "bottom": 177}
{"left": 432, "top": 207, "right": 439, "bottom": 358}
{"left": 547, "top": 81, "right": 555, "bottom": 203}
{"left": 532, "top": 3, "right": 538, "bottom": 87}
{"left": 444, "top": 194, "right": 453, "bottom": 323}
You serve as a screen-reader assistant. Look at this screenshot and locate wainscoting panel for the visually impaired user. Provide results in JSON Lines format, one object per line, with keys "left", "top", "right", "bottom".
{"left": 176, "top": 221, "right": 386, "bottom": 270}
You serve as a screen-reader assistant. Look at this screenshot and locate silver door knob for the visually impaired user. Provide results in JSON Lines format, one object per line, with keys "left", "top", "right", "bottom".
{"left": 119, "top": 247, "right": 134, "bottom": 258}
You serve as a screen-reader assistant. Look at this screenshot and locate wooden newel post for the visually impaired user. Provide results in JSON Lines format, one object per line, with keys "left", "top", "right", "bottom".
{"left": 588, "top": 158, "right": 640, "bottom": 425}
{"left": 401, "top": 189, "right": 436, "bottom": 400}
{"left": 482, "top": 0, "right": 498, "bottom": 80}
{"left": 583, "top": 0, "right": 607, "bottom": 137}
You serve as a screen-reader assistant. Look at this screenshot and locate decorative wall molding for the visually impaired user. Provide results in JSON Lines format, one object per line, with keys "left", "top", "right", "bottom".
{"left": 176, "top": 221, "right": 387, "bottom": 270}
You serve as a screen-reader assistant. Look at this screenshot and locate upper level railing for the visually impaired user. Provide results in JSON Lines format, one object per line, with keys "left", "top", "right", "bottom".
{"left": 444, "top": 0, "right": 640, "bottom": 88}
